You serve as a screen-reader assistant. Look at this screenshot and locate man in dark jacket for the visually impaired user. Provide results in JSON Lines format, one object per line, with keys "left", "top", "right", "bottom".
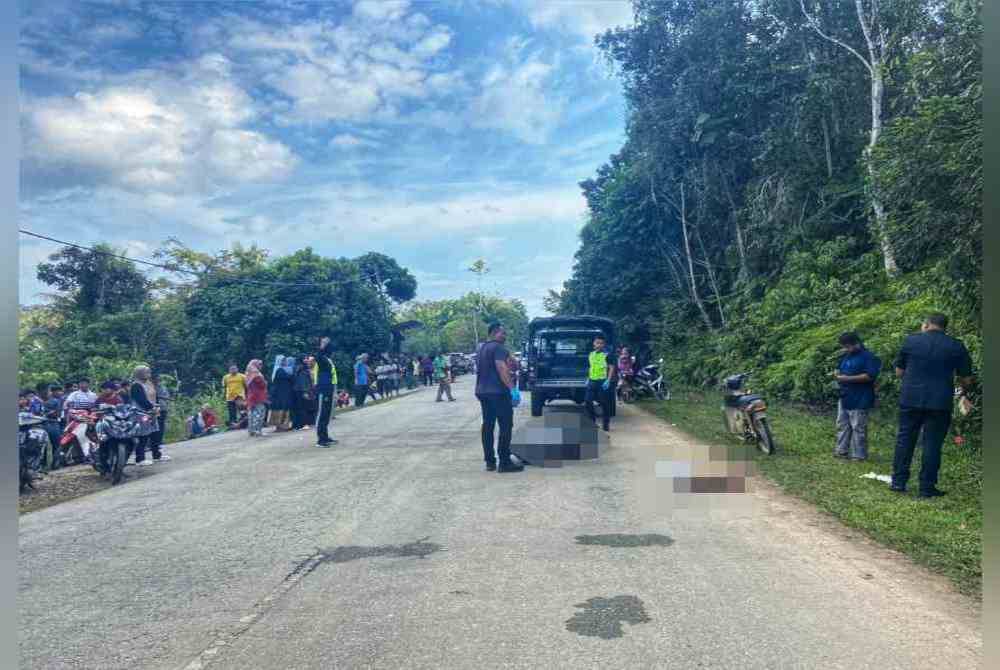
{"left": 891, "top": 313, "right": 974, "bottom": 497}
{"left": 314, "top": 337, "right": 338, "bottom": 448}
{"left": 833, "top": 332, "right": 882, "bottom": 461}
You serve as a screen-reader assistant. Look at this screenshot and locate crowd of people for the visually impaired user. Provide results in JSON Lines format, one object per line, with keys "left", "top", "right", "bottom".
{"left": 18, "top": 365, "right": 173, "bottom": 468}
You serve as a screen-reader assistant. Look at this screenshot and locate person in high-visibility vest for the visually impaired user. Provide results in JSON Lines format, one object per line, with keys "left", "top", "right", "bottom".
{"left": 584, "top": 335, "right": 616, "bottom": 432}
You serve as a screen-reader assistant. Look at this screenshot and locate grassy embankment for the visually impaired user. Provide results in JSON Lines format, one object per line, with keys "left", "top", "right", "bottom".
{"left": 643, "top": 389, "right": 982, "bottom": 597}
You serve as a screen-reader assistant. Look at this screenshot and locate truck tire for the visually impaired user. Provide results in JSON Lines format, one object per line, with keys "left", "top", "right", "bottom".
{"left": 531, "top": 391, "right": 544, "bottom": 417}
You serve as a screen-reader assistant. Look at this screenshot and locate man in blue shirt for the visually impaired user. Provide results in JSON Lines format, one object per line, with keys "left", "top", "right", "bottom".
{"left": 891, "top": 313, "right": 974, "bottom": 497}
{"left": 833, "top": 332, "right": 882, "bottom": 461}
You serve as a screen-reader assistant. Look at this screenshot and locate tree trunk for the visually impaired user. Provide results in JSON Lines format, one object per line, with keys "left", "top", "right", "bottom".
{"left": 696, "top": 226, "right": 727, "bottom": 329}
{"left": 866, "top": 67, "right": 898, "bottom": 274}
{"left": 679, "top": 183, "right": 715, "bottom": 332}
{"left": 821, "top": 115, "right": 833, "bottom": 179}
{"left": 719, "top": 166, "right": 749, "bottom": 281}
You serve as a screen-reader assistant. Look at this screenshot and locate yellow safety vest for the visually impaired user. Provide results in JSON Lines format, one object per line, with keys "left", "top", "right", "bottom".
{"left": 589, "top": 350, "right": 608, "bottom": 381}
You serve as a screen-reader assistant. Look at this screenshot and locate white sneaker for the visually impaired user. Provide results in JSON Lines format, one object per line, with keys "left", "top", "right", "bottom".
{"left": 137, "top": 460, "right": 153, "bottom": 467}
{"left": 156, "top": 454, "right": 172, "bottom": 462}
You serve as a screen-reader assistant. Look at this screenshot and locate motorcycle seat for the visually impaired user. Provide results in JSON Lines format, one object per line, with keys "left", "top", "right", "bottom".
{"left": 737, "top": 394, "right": 763, "bottom": 405}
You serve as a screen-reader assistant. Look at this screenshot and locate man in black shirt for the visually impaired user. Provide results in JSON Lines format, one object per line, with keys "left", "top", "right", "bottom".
{"left": 891, "top": 313, "right": 974, "bottom": 497}
{"left": 475, "top": 322, "right": 522, "bottom": 473}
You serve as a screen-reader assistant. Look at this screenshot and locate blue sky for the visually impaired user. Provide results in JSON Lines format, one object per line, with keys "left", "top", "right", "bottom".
{"left": 18, "top": 0, "right": 632, "bottom": 317}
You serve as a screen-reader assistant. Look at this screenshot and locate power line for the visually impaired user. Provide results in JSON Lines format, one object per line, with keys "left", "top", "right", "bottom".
{"left": 19, "top": 228, "right": 374, "bottom": 288}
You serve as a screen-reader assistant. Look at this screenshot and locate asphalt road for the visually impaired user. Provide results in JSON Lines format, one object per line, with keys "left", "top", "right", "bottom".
{"left": 19, "top": 381, "right": 981, "bottom": 669}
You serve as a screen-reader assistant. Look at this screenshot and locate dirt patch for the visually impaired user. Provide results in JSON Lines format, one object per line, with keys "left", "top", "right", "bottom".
{"left": 18, "top": 465, "right": 113, "bottom": 515}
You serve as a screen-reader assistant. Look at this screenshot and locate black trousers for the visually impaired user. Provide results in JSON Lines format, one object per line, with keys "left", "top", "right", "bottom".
{"left": 354, "top": 384, "right": 368, "bottom": 407}
{"left": 477, "top": 392, "right": 513, "bottom": 465}
{"left": 316, "top": 392, "right": 334, "bottom": 443}
{"left": 291, "top": 394, "right": 307, "bottom": 429}
{"left": 892, "top": 406, "right": 952, "bottom": 492}
{"left": 151, "top": 410, "right": 167, "bottom": 450}
{"left": 585, "top": 380, "right": 612, "bottom": 430}
{"left": 134, "top": 434, "right": 161, "bottom": 463}
{"left": 227, "top": 400, "right": 238, "bottom": 426}
{"left": 422, "top": 372, "right": 433, "bottom": 386}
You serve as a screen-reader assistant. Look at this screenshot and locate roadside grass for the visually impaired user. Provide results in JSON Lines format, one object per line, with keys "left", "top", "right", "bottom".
{"left": 642, "top": 388, "right": 982, "bottom": 597}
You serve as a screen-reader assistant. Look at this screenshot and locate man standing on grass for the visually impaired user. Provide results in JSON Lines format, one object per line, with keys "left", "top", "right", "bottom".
{"left": 475, "top": 323, "right": 522, "bottom": 473}
{"left": 833, "top": 332, "right": 882, "bottom": 461}
{"left": 891, "top": 313, "right": 974, "bottom": 498}
{"left": 313, "top": 337, "right": 338, "bottom": 448}
{"left": 222, "top": 365, "right": 246, "bottom": 428}
{"left": 584, "top": 335, "right": 616, "bottom": 433}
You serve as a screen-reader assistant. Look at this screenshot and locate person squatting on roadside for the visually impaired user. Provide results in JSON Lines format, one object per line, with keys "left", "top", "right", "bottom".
{"left": 833, "top": 332, "right": 882, "bottom": 461}
{"left": 584, "top": 335, "right": 616, "bottom": 433}
{"left": 434, "top": 351, "right": 455, "bottom": 402}
{"left": 314, "top": 337, "right": 338, "bottom": 447}
{"left": 475, "top": 323, "right": 523, "bottom": 473}
{"left": 245, "top": 360, "right": 269, "bottom": 437}
{"left": 891, "top": 312, "right": 974, "bottom": 498}
{"left": 222, "top": 365, "right": 247, "bottom": 428}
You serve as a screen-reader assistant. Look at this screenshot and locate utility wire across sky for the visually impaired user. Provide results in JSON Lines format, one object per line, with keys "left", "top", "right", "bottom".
{"left": 18, "top": 229, "right": 377, "bottom": 289}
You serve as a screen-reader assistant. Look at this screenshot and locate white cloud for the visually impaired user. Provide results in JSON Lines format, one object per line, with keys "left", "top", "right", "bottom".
{"left": 22, "top": 54, "right": 297, "bottom": 195}
{"left": 515, "top": 0, "right": 633, "bottom": 41}
{"left": 220, "top": 6, "right": 461, "bottom": 126}
{"left": 469, "top": 47, "right": 565, "bottom": 144}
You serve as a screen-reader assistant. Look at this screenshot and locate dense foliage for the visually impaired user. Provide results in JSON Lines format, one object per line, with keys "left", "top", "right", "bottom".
{"left": 397, "top": 294, "right": 529, "bottom": 356}
{"left": 556, "top": 0, "right": 981, "bottom": 442}
{"left": 22, "top": 243, "right": 424, "bottom": 394}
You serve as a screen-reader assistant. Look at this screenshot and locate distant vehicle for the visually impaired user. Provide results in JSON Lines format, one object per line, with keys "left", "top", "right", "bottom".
{"left": 526, "top": 315, "right": 616, "bottom": 417}
{"left": 448, "top": 353, "right": 470, "bottom": 375}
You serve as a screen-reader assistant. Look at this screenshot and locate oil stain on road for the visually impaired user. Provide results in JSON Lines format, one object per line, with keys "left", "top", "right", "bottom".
{"left": 316, "top": 536, "right": 442, "bottom": 564}
{"left": 564, "top": 595, "right": 651, "bottom": 639}
{"left": 574, "top": 533, "right": 674, "bottom": 547}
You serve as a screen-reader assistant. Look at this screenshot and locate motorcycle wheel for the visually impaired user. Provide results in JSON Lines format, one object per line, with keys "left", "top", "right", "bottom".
{"left": 111, "top": 443, "right": 126, "bottom": 485}
{"left": 753, "top": 415, "right": 777, "bottom": 455}
{"left": 654, "top": 386, "right": 666, "bottom": 401}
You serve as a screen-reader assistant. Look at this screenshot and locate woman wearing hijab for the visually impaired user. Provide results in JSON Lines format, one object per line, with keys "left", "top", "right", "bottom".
{"left": 245, "top": 359, "right": 269, "bottom": 437}
{"left": 269, "top": 355, "right": 294, "bottom": 432}
{"left": 130, "top": 365, "right": 164, "bottom": 465}
{"left": 291, "top": 357, "right": 311, "bottom": 430}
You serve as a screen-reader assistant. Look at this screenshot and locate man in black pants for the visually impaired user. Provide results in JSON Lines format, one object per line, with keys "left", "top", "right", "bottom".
{"left": 314, "top": 337, "right": 338, "bottom": 448}
{"left": 891, "top": 313, "right": 974, "bottom": 497}
{"left": 475, "top": 322, "right": 522, "bottom": 473}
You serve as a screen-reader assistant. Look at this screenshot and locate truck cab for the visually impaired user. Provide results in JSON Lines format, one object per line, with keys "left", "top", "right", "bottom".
{"left": 526, "top": 316, "right": 616, "bottom": 417}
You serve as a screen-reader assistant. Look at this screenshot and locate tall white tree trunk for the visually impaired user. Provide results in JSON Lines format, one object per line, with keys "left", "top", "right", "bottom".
{"left": 678, "top": 183, "right": 715, "bottom": 332}
{"left": 801, "top": 0, "right": 899, "bottom": 275}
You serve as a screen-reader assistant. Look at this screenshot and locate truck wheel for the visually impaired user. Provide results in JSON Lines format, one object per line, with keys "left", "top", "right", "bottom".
{"left": 531, "top": 392, "right": 544, "bottom": 417}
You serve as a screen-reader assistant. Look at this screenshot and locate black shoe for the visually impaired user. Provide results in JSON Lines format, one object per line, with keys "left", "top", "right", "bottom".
{"left": 485, "top": 462, "right": 496, "bottom": 472}
{"left": 497, "top": 462, "right": 524, "bottom": 473}
{"left": 919, "top": 488, "right": 946, "bottom": 498}
{"left": 889, "top": 485, "right": 907, "bottom": 494}
{"left": 316, "top": 440, "right": 334, "bottom": 448}
{"left": 834, "top": 452, "right": 850, "bottom": 459}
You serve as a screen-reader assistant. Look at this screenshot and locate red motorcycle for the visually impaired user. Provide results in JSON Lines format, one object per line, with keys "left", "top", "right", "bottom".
{"left": 59, "top": 408, "right": 103, "bottom": 465}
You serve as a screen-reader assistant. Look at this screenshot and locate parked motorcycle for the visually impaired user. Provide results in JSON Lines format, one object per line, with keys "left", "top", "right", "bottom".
{"left": 19, "top": 412, "right": 52, "bottom": 492}
{"left": 59, "top": 408, "right": 102, "bottom": 465}
{"left": 94, "top": 404, "right": 157, "bottom": 485}
{"left": 619, "top": 358, "right": 668, "bottom": 402}
{"left": 721, "top": 373, "right": 776, "bottom": 455}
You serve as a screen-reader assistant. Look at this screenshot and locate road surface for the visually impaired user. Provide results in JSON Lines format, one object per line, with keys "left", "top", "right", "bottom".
{"left": 19, "top": 382, "right": 981, "bottom": 669}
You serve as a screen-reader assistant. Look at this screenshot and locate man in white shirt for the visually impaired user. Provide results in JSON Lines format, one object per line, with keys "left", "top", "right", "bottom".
{"left": 63, "top": 378, "right": 98, "bottom": 459}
